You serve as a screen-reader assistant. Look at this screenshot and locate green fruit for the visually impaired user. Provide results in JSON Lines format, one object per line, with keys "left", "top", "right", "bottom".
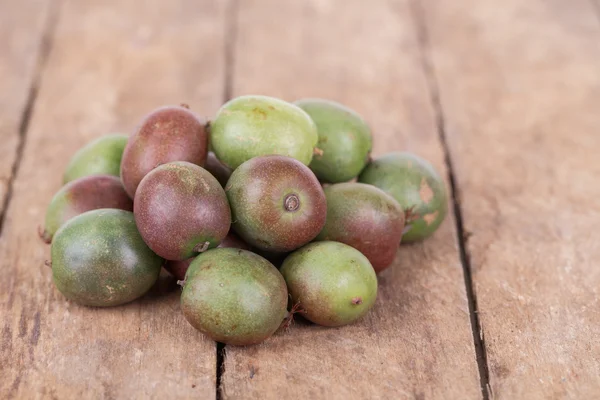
{"left": 226, "top": 155, "right": 326, "bottom": 253}
{"left": 164, "top": 232, "right": 251, "bottom": 281}
{"left": 210, "top": 95, "right": 318, "bottom": 169}
{"left": 42, "top": 175, "right": 133, "bottom": 243}
{"left": 281, "top": 241, "right": 377, "bottom": 327}
{"left": 134, "top": 162, "right": 231, "bottom": 261}
{"left": 358, "top": 152, "right": 448, "bottom": 242}
{"left": 180, "top": 248, "right": 288, "bottom": 346}
{"left": 63, "top": 134, "right": 128, "bottom": 183}
{"left": 316, "top": 183, "right": 404, "bottom": 273}
{"left": 204, "top": 151, "right": 232, "bottom": 187}
{"left": 51, "top": 209, "right": 163, "bottom": 307}
{"left": 121, "top": 105, "right": 209, "bottom": 198}
{"left": 295, "top": 99, "right": 372, "bottom": 183}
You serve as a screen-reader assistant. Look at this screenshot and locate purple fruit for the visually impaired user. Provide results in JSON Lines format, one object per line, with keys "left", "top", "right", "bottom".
{"left": 134, "top": 161, "right": 231, "bottom": 261}
{"left": 120, "top": 105, "right": 208, "bottom": 198}
{"left": 42, "top": 175, "right": 133, "bottom": 243}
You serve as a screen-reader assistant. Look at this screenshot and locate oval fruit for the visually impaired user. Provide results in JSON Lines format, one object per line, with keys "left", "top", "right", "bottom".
{"left": 226, "top": 155, "right": 326, "bottom": 253}
{"left": 134, "top": 161, "right": 231, "bottom": 261}
{"left": 51, "top": 209, "right": 163, "bottom": 307}
{"left": 295, "top": 99, "right": 372, "bottom": 183}
{"left": 120, "top": 105, "right": 208, "bottom": 198}
{"left": 63, "top": 134, "right": 128, "bottom": 183}
{"left": 42, "top": 175, "right": 133, "bottom": 243}
{"left": 281, "top": 241, "right": 377, "bottom": 327}
{"left": 180, "top": 248, "right": 288, "bottom": 346}
{"left": 204, "top": 151, "right": 232, "bottom": 187}
{"left": 210, "top": 95, "right": 318, "bottom": 169}
{"left": 164, "top": 232, "right": 250, "bottom": 281}
{"left": 316, "top": 183, "right": 404, "bottom": 273}
{"left": 359, "top": 152, "right": 448, "bottom": 242}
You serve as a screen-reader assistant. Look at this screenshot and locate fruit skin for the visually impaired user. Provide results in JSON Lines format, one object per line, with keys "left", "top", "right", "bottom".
{"left": 210, "top": 95, "right": 318, "bottom": 169}
{"left": 164, "top": 232, "right": 250, "bottom": 281}
{"left": 358, "top": 152, "right": 448, "bottom": 242}
{"left": 204, "top": 151, "right": 232, "bottom": 187}
{"left": 42, "top": 175, "right": 133, "bottom": 243}
{"left": 316, "top": 183, "right": 404, "bottom": 273}
{"left": 51, "top": 209, "right": 163, "bottom": 307}
{"left": 63, "top": 134, "right": 128, "bottom": 183}
{"left": 280, "top": 241, "right": 377, "bottom": 327}
{"left": 226, "top": 155, "right": 326, "bottom": 253}
{"left": 180, "top": 248, "right": 288, "bottom": 346}
{"left": 134, "top": 162, "right": 231, "bottom": 261}
{"left": 120, "top": 105, "right": 208, "bottom": 198}
{"left": 295, "top": 99, "right": 372, "bottom": 183}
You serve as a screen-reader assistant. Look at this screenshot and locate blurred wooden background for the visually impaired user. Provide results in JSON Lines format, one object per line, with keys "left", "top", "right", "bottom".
{"left": 1, "top": 0, "right": 599, "bottom": 398}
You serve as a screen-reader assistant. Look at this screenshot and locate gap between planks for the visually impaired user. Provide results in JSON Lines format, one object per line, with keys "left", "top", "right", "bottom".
{"left": 0, "top": 0, "right": 61, "bottom": 239}
{"left": 217, "top": 0, "right": 240, "bottom": 398}
{"left": 409, "top": 1, "right": 491, "bottom": 398}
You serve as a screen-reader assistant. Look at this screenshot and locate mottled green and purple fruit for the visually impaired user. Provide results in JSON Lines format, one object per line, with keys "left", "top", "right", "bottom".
{"left": 210, "top": 95, "right": 318, "bottom": 169}
{"left": 120, "top": 105, "right": 208, "bottom": 198}
{"left": 180, "top": 248, "right": 288, "bottom": 346}
{"left": 51, "top": 209, "right": 163, "bottom": 307}
{"left": 164, "top": 232, "right": 250, "bottom": 281}
{"left": 204, "top": 151, "right": 232, "bottom": 187}
{"left": 281, "top": 241, "right": 377, "bottom": 327}
{"left": 226, "top": 155, "right": 326, "bottom": 253}
{"left": 63, "top": 134, "right": 128, "bottom": 183}
{"left": 295, "top": 99, "right": 372, "bottom": 183}
{"left": 42, "top": 175, "right": 133, "bottom": 243}
{"left": 316, "top": 183, "right": 404, "bottom": 273}
{"left": 359, "top": 152, "right": 448, "bottom": 242}
{"left": 134, "top": 162, "right": 231, "bottom": 261}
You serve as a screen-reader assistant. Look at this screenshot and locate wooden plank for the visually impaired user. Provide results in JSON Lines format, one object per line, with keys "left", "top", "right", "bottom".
{"left": 0, "top": 0, "right": 52, "bottom": 217}
{"left": 221, "top": 1, "right": 481, "bottom": 399}
{"left": 0, "top": 0, "right": 228, "bottom": 397}
{"left": 422, "top": 0, "right": 600, "bottom": 397}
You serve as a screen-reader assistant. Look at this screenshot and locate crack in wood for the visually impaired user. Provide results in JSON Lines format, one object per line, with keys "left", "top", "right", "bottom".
{"left": 409, "top": 1, "right": 491, "bottom": 399}
{"left": 0, "top": 0, "right": 61, "bottom": 239}
{"left": 217, "top": 1, "right": 240, "bottom": 398}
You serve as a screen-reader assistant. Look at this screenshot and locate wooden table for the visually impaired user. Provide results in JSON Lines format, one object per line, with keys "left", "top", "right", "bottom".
{"left": 1, "top": 0, "right": 599, "bottom": 398}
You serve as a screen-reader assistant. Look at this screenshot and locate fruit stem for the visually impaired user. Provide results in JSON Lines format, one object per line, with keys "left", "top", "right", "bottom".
{"left": 38, "top": 225, "right": 51, "bottom": 244}
{"left": 193, "top": 241, "right": 210, "bottom": 253}
{"left": 284, "top": 194, "right": 300, "bottom": 212}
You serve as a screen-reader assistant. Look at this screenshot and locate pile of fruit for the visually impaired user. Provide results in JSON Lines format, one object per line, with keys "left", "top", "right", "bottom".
{"left": 42, "top": 95, "right": 447, "bottom": 346}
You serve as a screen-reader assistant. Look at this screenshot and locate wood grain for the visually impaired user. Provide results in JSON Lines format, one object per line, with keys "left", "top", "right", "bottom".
{"left": 221, "top": 1, "right": 481, "bottom": 399}
{"left": 0, "top": 0, "right": 228, "bottom": 397}
{"left": 422, "top": 0, "right": 600, "bottom": 398}
{"left": 0, "top": 0, "right": 52, "bottom": 217}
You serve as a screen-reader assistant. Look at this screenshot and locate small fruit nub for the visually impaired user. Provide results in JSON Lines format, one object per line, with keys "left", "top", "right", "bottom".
{"left": 284, "top": 194, "right": 300, "bottom": 212}
{"left": 351, "top": 297, "right": 363, "bottom": 305}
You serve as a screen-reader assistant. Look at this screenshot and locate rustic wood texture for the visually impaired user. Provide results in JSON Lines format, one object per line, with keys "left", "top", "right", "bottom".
{"left": 220, "top": 1, "right": 481, "bottom": 399}
{"left": 422, "top": 0, "right": 600, "bottom": 398}
{"left": 0, "top": 0, "right": 52, "bottom": 216}
{"left": 0, "top": 0, "right": 228, "bottom": 397}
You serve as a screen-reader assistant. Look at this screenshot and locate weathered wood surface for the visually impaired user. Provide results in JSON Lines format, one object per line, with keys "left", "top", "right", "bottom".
{"left": 0, "top": 0, "right": 228, "bottom": 397}
{"left": 422, "top": 0, "right": 600, "bottom": 398}
{"left": 0, "top": 0, "right": 52, "bottom": 217}
{"left": 220, "top": 1, "right": 481, "bottom": 399}
{"left": 2, "top": 0, "right": 600, "bottom": 398}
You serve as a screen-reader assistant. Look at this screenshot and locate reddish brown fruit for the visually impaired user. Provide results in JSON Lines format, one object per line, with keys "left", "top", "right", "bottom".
{"left": 120, "top": 105, "right": 208, "bottom": 198}
{"left": 164, "top": 232, "right": 250, "bottom": 280}
{"left": 316, "top": 183, "right": 405, "bottom": 273}
{"left": 134, "top": 161, "right": 231, "bottom": 261}
{"left": 204, "top": 151, "right": 232, "bottom": 187}
{"left": 42, "top": 175, "right": 133, "bottom": 243}
{"left": 225, "top": 155, "right": 327, "bottom": 253}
